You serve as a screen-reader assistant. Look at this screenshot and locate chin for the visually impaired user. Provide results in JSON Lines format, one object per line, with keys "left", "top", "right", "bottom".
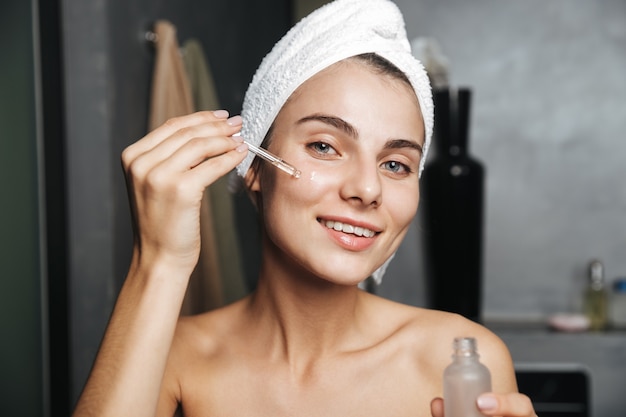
{"left": 312, "top": 266, "right": 375, "bottom": 287}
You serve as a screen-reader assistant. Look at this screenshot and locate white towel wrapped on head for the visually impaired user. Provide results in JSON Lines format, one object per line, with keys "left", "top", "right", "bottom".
{"left": 238, "top": 0, "right": 434, "bottom": 284}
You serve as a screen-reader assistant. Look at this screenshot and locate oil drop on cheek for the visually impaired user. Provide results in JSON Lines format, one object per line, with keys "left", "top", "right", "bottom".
{"left": 303, "top": 168, "right": 337, "bottom": 194}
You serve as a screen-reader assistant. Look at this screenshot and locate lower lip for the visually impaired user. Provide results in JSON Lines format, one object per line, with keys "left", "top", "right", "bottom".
{"left": 322, "top": 225, "right": 377, "bottom": 251}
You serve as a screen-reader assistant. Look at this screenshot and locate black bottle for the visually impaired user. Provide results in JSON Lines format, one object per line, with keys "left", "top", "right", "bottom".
{"left": 421, "top": 88, "right": 485, "bottom": 322}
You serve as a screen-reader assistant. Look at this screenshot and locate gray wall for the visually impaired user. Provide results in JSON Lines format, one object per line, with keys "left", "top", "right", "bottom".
{"left": 0, "top": 1, "right": 45, "bottom": 416}
{"left": 379, "top": 0, "right": 626, "bottom": 322}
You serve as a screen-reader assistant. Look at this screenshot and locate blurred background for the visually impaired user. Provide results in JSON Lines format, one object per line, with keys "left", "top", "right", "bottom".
{"left": 1, "top": 0, "right": 624, "bottom": 416}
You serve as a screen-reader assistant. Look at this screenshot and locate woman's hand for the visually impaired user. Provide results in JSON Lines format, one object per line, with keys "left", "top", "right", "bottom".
{"left": 430, "top": 392, "right": 537, "bottom": 417}
{"left": 121, "top": 110, "right": 247, "bottom": 276}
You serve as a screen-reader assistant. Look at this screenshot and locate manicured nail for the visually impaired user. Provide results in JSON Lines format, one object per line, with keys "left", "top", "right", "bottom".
{"left": 231, "top": 134, "right": 244, "bottom": 143}
{"left": 236, "top": 143, "right": 249, "bottom": 153}
{"left": 213, "top": 110, "right": 229, "bottom": 118}
{"left": 227, "top": 115, "right": 243, "bottom": 126}
{"left": 477, "top": 394, "right": 498, "bottom": 411}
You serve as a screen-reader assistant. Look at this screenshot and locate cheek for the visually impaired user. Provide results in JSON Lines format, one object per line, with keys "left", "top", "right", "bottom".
{"left": 282, "top": 159, "right": 341, "bottom": 203}
{"left": 260, "top": 165, "right": 336, "bottom": 217}
{"left": 390, "top": 183, "right": 420, "bottom": 229}
{"left": 303, "top": 168, "right": 336, "bottom": 195}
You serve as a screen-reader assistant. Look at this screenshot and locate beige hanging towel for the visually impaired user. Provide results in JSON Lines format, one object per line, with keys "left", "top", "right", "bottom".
{"left": 183, "top": 38, "right": 249, "bottom": 305}
{"left": 148, "top": 20, "right": 194, "bottom": 129}
{"left": 148, "top": 20, "right": 224, "bottom": 314}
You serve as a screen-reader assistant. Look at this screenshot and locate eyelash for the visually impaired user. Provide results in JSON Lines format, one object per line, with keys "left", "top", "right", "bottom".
{"left": 306, "top": 141, "right": 414, "bottom": 176}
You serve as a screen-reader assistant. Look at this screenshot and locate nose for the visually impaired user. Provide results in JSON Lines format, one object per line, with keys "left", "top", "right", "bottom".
{"left": 340, "top": 159, "right": 382, "bottom": 207}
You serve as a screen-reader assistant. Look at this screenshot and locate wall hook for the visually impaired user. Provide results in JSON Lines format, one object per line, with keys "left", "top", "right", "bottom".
{"left": 145, "top": 30, "right": 158, "bottom": 43}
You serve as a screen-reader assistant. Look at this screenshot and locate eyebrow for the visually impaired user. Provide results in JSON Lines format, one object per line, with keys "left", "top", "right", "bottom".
{"left": 384, "top": 139, "right": 423, "bottom": 155}
{"left": 297, "top": 113, "right": 423, "bottom": 154}
{"left": 297, "top": 113, "right": 358, "bottom": 138}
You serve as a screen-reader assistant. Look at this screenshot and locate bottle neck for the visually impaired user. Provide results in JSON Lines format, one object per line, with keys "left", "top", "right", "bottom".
{"left": 452, "top": 337, "right": 479, "bottom": 358}
{"left": 589, "top": 260, "right": 605, "bottom": 290}
{"left": 433, "top": 88, "right": 472, "bottom": 157}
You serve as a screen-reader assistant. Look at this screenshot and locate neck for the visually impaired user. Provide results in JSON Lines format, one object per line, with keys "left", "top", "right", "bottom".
{"left": 246, "top": 260, "right": 366, "bottom": 366}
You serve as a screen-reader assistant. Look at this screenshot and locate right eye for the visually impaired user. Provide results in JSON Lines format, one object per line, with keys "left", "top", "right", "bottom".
{"left": 306, "top": 141, "right": 338, "bottom": 156}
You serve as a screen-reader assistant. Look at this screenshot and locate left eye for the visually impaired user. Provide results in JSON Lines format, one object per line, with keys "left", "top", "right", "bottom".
{"left": 307, "top": 141, "right": 337, "bottom": 156}
{"left": 382, "top": 160, "right": 410, "bottom": 174}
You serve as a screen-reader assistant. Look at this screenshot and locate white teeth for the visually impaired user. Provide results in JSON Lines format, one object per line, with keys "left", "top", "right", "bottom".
{"left": 323, "top": 220, "right": 376, "bottom": 237}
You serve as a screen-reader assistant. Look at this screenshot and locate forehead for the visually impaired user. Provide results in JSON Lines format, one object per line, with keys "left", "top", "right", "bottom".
{"left": 274, "top": 59, "right": 424, "bottom": 140}
{"left": 290, "top": 58, "right": 418, "bottom": 105}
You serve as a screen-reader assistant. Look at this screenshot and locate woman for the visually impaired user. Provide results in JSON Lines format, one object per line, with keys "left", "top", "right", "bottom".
{"left": 73, "top": 1, "right": 536, "bottom": 416}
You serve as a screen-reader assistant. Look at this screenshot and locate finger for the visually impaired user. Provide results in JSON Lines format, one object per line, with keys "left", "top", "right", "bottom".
{"left": 122, "top": 110, "right": 230, "bottom": 167}
{"left": 157, "top": 131, "right": 243, "bottom": 173}
{"left": 124, "top": 120, "right": 244, "bottom": 189}
{"left": 139, "top": 110, "right": 230, "bottom": 155}
{"left": 154, "top": 135, "right": 247, "bottom": 189}
{"left": 477, "top": 393, "right": 536, "bottom": 417}
{"left": 127, "top": 115, "right": 243, "bottom": 174}
{"left": 182, "top": 144, "right": 248, "bottom": 188}
{"left": 123, "top": 113, "right": 241, "bottom": 175}
{"left": 430, "top": 397, "right": 444, "bottom": 417}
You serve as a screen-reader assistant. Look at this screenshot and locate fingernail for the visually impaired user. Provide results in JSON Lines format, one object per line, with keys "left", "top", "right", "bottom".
{"left": 227, "top": 115, "right": 242, "bottom": 126}
{"left": 231, "top": 134, "right": 244, "bottom": 143}
{"left": 236, "top": 143, "right": 248, "bottom": 153}
{"left": 213, "top": 110, "right": 229, "bottom": 118}
{"left": 477, "top": 394, "right": 498, "bottom": 411}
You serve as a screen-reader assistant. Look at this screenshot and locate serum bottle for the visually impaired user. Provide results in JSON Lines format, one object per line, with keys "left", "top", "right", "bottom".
{"left": 584, "top": 259, "right": 608, "bottom": 331}
{"left": 444, "top": 337, "right": 492, "bottom": 417}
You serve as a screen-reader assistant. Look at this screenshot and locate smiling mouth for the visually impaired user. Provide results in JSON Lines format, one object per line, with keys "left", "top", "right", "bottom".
{"left": 319, "top": 219, "right": 377, "bottom": 238}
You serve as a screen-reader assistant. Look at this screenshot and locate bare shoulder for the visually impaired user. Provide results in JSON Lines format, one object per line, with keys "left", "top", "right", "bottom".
{"left": 363, "top": 294, "right": 516, "bottom": 392}
{"left": 162, "top": 299, "right": 250, "bottom": 386}
{"left": 156, "top": 301, "right": 249, "bottom": 415}
{"left": 363, "top": 293, "right": 491, "bottom": 339}
{"left": 170, "top": 299, "right": 248, "bottom": 358}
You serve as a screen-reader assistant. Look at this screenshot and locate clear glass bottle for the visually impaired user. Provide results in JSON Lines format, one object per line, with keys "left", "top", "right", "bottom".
{"left": 444, "top": 337, "right": 492, "bottom": 417}
{"left": 584, "top": 259, "right": 608, "bottom": 331}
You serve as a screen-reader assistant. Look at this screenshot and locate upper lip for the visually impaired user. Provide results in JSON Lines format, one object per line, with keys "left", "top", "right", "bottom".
{"left": 316, "top": 216, "right": 382, "bottom": 234}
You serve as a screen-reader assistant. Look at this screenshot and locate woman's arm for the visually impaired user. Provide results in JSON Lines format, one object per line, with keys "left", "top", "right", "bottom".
{"left": 72, "top": 111, "right": 247, "bottom": 417}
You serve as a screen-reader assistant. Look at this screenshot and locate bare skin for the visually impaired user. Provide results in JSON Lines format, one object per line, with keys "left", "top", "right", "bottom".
{"left": 72, "top": 60, "right": 536, "bottom": 417}
{"left": 158, "top": 295, "right": 517, "bottom": 417}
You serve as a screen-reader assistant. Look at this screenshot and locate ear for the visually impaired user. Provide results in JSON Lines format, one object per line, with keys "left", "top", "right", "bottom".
{"left": 244, "top": 165, "right": 261, "bottom": 192}
{"left": 243, "top": 162, "right": 263, "bottom": 210}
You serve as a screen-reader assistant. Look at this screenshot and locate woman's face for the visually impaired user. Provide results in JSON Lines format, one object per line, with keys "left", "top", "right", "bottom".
{"left": 250, "top": 59, "right": 425, "bottom": 285}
